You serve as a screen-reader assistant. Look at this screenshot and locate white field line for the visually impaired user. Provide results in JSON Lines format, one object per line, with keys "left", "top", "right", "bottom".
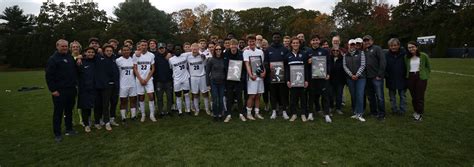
{"left": 432, "top": 70, "right": 474, "bottom": 78}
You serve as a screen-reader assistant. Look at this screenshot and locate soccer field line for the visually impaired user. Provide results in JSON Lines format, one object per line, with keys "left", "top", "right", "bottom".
{"left": 432, "top": 70, "right": 474, "bottom": 78}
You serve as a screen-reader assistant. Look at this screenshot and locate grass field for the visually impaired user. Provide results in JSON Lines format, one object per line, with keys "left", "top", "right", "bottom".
{"left": 0, "top": 58, "right": 473, "bottom": 166}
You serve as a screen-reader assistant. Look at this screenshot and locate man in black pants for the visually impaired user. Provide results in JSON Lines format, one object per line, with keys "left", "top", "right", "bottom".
{"left": 224, "top": 39, "right": 247, "bottom": 122}
{"left": 45, "top": 39, "right": 78, "bottom": 143}
{"left": 308, "top": 35, "right": 333, "bottom": 123}
{"left": 154, "top": 42, "right": 175, "bottom": 117}
{"left": 265, "top": 32, "right": 290, "bottom": 120}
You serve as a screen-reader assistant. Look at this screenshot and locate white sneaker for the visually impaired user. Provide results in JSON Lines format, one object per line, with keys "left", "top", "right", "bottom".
{"left": 110, "top": 120, "right": 120, "bottom": 127}
{"left": 307, "top": 113, "right": 314, "bottom": 121}
{"left": 94, "top": 124, "right": 102, "bottom": 130}
{"left": 301, "top": 115, "right": 307, "bottom": 122}
{"left": 413, "top": 113, "right": 420, "bottom": 120}
{"left": 206, "top": 110, "right": 211, "bottom": 116}
{"left": 84, "top": 126, "right": 91, "bottom": 133}
{"left": 105, "top": 123, "right": 112, "bottom": 131}
{"left": 325, "top": 115, "right": 332, "bottom": 123}
{"left": 255, "top": 113, "right": 264, "bottom": 120}
{"left": 289, "top": 114, "right": 297, "bottom": 122}
{"left": 336, "top": 109, "right": 344, "bottom": 115}
{"left": 357, "top": 115, "right": 366, "bottom": 122}
{"left": 194, "top": 111, "right": 199, "bottom": 116}
{"left": 350, "top": 115, "right": 358, "bottom": 119}
{"left": 150, "top": 116, "right": 157, "bottom": 122}
{"left": 224, "top": 115, "right": 231, "bottom": 123}
{"left": 282, "top": 111, "right": 290, "bottom": 120}
{"left": 247, "top": 114, "right": 256, "bottom": 120}
{"left": 239, "top": 114, "right": 247, "bottom": 122}
{"left": 270, "top": 111, "right": 277, "bottom": 119}
{"left": 140, "top": 116, "right": 146, "bottom": 122}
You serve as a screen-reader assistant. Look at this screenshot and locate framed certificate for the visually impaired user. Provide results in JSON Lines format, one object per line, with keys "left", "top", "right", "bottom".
{"left": 227, "top": 60, "right": 243, "bottom": 81}
{"left": 249, "top": 56, "right": 263, "bottom": 77}
{"left": 270, "top": 61, "right": 285, "bottom": 83}
{"left": 311, "top": 56, "right": 327, "bottom": 79}
{"left": 290, "top": 65, "right": 305, "bottom": 87}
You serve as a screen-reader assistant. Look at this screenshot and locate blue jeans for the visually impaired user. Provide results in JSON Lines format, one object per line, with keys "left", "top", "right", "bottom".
{"left": 347, "top": 78, "right": 366, "bottom": 115}
{"left": 211, "top": 82, "right": 225, "bottom": 117}
{"left": 389, "top": 89, "right": 407, "bottom": 114}
{"left": 367, "top": 78, "right": 386, "bottom": 117}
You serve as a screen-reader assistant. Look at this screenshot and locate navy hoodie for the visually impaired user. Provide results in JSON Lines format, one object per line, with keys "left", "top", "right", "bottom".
{"left": 45, "top": 51, "right": 77, "bottom": 92}
{"left": 94, "top": 54, "right": 119, "bottom": 89}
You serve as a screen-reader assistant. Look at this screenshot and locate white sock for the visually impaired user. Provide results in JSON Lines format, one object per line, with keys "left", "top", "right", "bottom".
{"left": 222, "top": 96, "right": 227, "bottom": 111}
{"left": 255, "top": 108, "right": 260, "bottom": 115}
{"left": 272, "top": 110, "right": 276, "bottom": 114}
{"left": 193, "top": 97, "right": 200, "bottom": 112}
{"left": 149, "top": 101, "right": 155, "bottom": 117}
{"left": 131, "top": 108, "right": 137, "bottom": 118}
{"left": 203, "top": 97, "right": 210, "bottom": 112}
{"left": 139, "top": 101, "right": 145, "bottom": 116}
{"left": 120, "top": 109, "right": 126, "bottom": 119}
{"left": 246, "top": 107, "right": 252, "bottom": 115}
{"left": 184, "top": 93, "right": 191, "bottom": 112}
{"left": 176, "top": 97, "right": 183, "bottom": 113}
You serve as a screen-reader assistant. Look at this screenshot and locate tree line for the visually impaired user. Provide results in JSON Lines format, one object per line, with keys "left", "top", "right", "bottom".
{"left": 0, "top": 0, "right": 472, "bottom": 68}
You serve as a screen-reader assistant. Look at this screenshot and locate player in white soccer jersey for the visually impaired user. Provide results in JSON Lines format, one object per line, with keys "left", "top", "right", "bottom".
{"left": 169, "top": 45, "right": 192, "bottom": 116}
{"left": 116, "top": 46, "right": 137, "bottom": 122}
{"left": 187, "top": 43, "right": 210, "bottom": 116}
{"left": 243, "top": 34, "right": 266, "bottom": 120}
{"left": 132, "top": 40, "right": 157, "bottom": 122}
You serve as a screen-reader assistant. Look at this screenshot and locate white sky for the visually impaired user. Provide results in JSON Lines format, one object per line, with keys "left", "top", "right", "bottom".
{"left": 1, "top": 0, "right": 399, "bottom": 18}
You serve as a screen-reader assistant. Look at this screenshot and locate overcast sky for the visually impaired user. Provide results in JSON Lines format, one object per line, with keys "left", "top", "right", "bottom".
{"left": 1, "top": 0, "right": 398, "bottom": 18}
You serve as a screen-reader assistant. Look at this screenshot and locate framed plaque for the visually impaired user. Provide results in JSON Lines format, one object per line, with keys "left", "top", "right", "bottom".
{"left": 270, "top": 61, "right": 285, "bottom": 83}
{"left": 227, "top": 60, "right": 243, "bottom": 81}
{"left": 311, "top": 56, "right": 327, "bottom": 79}
{"left": 290, "top": 65, "right": 305, "bottom": 87}
{"left": 249, "top": 56, "right": 263, "bottom": 77}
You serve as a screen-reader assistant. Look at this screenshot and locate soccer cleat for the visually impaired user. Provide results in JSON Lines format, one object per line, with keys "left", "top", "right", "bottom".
{"left": 357, "top": 115, "right": 366, "bottom": 122}
{"left": 413, "top": 113, "right": 420, "bottom": 120}
{"left": 194, "top": 111, "right": 199, "bottom": 116}
{"left": 140, "top": 116, "right": 146, "bottom": 122}
{"left": 110, "top": 120, "right": 120, "bottom": 127}
{"left": 94, "top": 124, "right": 102, "bottom": 130}
{"left": 270, "top": 111, "right": 277, "bottom": 119}
{"left": 282, "top": 111, "right": 290, "bottom": 120}
{"left": 224, "top": 115, "right": 231, "bottom": 123}
{"left": 247, "top": 114, "right": 256, "bottom": 120}
{"left": 105, "top": 123, "right": 112, "bottom": 131}
{"left": 206, "top": 110, "right": 211, "bottom": 116}
{"left": 325, "top": 115, "right": 332, "bottom": 123}
{"left": 239, "top": 114, "right": 247, "bottom": 122}
{"left": 301, "top": 115, "right": 307, "bottom": 122}
{"left": 84, "top": 126, "right": 91, "bottom": 133}
{"left": 289, "top": 114, "right": 297, "bottom": 122}
{"left": 307, "top": 113, "right": 314, "bottom": 121}
{"left": 150, "top": 116, "right": 157, "bottom": 122}
{"left": 255, "top": 113, "right": 264, "bottom": 120}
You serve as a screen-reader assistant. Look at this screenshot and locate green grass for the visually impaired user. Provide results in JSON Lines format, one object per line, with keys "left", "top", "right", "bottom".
{"left": 0, "top": 58, "right": 473, "bottom": 166}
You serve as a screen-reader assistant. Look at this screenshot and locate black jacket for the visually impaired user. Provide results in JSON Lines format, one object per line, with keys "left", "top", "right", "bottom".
{"left": 154, "top": 52, "right": 173, "bottom": 82}
{"left": 94, "top": 54, "right": 119, "bottom": 89}
{"left": 308, "top": 47, "right": 332, "bottom": 80}
{"left": 285, "top": 50, "right": 311, "bottom": 83}
{"left": 206, "top": 56, "right": 226, "bottom": 85}
{"left": 45, "top": 51, "right": 77, "bottom": 92}
{"left": 330, "top": 56, "right": 346, "bottom": 85}
{"left": 385, "top": 50, "right": 407, "bottom": 89}
{"left": 364, "top": 45, "right": 386, "bottom": 78}
{"left": 224, "top": 50, "right": 246, "bottom": 83}
{"left": 265, "top": 43, "right": 289, "bottom": 83}
{"left": 343, "top": 50, "right": 366, "bottom": 79}
{"left": 77, "top": 58, "right": 96, "bottom": 109}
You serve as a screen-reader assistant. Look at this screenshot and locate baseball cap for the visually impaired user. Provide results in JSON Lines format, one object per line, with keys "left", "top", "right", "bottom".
{"left": 158, "top": 43, "right": 166, "bottom": 48}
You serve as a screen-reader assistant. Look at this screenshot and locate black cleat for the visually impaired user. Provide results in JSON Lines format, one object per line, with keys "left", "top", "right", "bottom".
{"left": 54, "top": 136, "right": 63, "bottom": 143}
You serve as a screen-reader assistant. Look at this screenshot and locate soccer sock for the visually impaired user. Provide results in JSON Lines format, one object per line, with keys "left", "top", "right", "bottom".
{"left": 139, "top": 101, "right": 145, "bottom": 116}
{"left": 222, "top": 96, "right": 227, "bottom": 111}
{"left": 120, "top": 109, "right": 126, "bottom": 119}
{"left": 131, "top": 108, "right": 137, "bottom": 118}
{"left": 246, "top": 107, "right": 252, "bottom": 115}
{"left": 193, "top": 97, "right": 200, "bottom": 112}
{"left": 184, "top": 93, "right": 191, "bottom": 112}
{"left": 272, "top": 110, "right": 276, "bottom": 115}
{"left": 149, "top": 101, "right": 155, "bottom": 117}
{"left": 176, "top": 97, "right": 183, "bottom": 113}
{"left": 203, "top": 97, "right": 210, "bottom": 112}
{"left": 255, "top": 108, "right": 260, "bottom": 115}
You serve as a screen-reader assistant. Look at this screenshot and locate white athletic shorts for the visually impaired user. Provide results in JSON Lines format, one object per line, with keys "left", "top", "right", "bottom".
{"left": 190, "top": 76, "right": 209, "bottom": 94}
{"left": 136, "top": 80, "right": 154, "bottom": 95}
{"left": 119, "top": 86, "right": 137, "bottom": 98}
{"left": 247, "top": 79, "right": 264, "bottom": 95}
{"left": 174, "top": 79, "right": 190, "bottom": 92}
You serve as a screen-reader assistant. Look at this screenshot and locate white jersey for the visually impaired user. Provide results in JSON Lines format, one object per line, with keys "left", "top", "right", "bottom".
{"left": 187, "top": 53, "right": 206, "bottom": 77}
{"left": 133, "top": 51, "right": 154, "bottom": 80}
{"left": 243, "top": 48, "right": 265, "bottom": 81}
{"left": 199, "top": 49, "right": 211, "bottom": 59}
{"left": 116, "top": 56, "right": 135, "bottom": 88}
{"left": 169, "top": 53, "right": 190, "bottom": 83}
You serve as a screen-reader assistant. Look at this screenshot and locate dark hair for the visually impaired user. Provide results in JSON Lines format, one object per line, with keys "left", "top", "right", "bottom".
{"left": 148, "top": 39, "right": 157, "bottom": 44}
{"left": 102, "top": 44, "right": 114, "bottom": 51}
{"left": 208, "top": 41, "right": 216, "bottom": 47}
{"left": 83, "top": 47, "right": 96, "bottom": 54}
{"left": 246, "top": 34, "right": 256, "bottom": 40}
{"left": 407, "top": 41, "right": 420, "bottom": 58}
{"left": 88, "top": 37, "right": 100, "bottom": 44}
{"left": 272, "top": 32, "right": 282, "bottom": 37}
{"left": 311, "top": 34, "right": 320, "bottom": 40}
